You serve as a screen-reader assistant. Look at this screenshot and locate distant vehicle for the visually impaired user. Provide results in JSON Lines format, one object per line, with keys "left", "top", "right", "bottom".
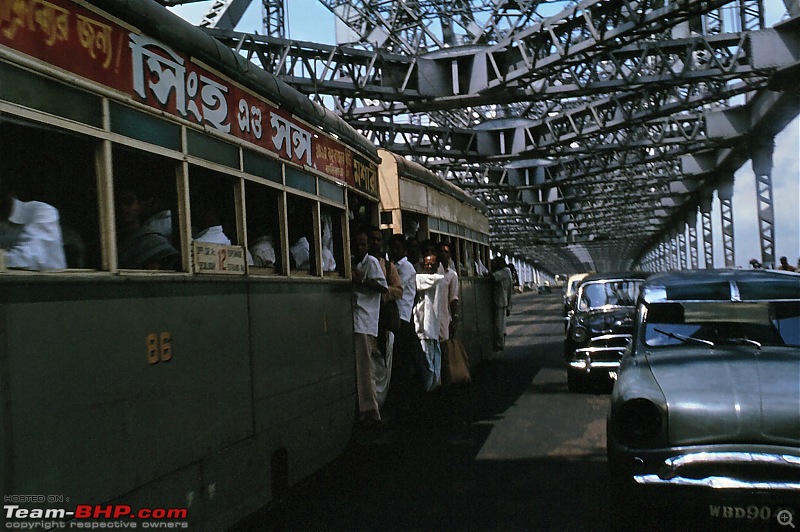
{"left": 564, "top": 272, "right": 649, "bottom": 392}
{"left": 607, "top": 269, "right": 800, "bottom": 524}
{"left": 537, "top": 281, "right": 552, "bottom": 294}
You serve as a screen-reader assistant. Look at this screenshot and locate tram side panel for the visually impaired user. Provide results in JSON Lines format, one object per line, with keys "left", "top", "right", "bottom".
{"left": 248, "top": 281, "right": 356, "bottom": 492}
{"left": 459, "top": 277, "right": 494, "bottom": 367}
{"left": 0, "top": 278, "right": 252, "bottom": 524}
{"left": 0, "top": 277, "right": 356, "bottom": 529}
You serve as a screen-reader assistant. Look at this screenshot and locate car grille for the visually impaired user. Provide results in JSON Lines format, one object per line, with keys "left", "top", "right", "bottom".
{"left": 575, "top": 334, "right": 630, "bottom": 363}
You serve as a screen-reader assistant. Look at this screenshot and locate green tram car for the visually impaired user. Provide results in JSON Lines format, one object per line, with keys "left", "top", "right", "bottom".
{"left": 377, "top": 149, "right": 494, "bottom": 366}
{"left": 0, "top": 0, "right": 499, "bottom": 528}
{"left": 0, "top": 0, "right": 381, "bottom": 528}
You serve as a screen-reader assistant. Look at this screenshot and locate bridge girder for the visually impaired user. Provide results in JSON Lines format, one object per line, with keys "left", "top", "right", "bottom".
{"left": 167, "top": 0, "right": 800, "bottom": 273}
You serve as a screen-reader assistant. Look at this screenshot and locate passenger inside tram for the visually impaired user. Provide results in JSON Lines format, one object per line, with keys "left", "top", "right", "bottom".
{"left": 245, "top": 182, "right": 281, "bottom": 273}
{"left": 191, "top": 196, "right": 231, "bottom": 245}
{"left": 286, "top": 198, "right": 315, "bottom": 274}
{"left": 116, "top": 186, "right": 179, "bottom": 270}
{"left": 0, "top": 174, "right": 66, "bottom": 271}
{"left": 1, "top": 124, "right": 100, "bottom": 270}
{"left": 190, "top": 167, "right": 238, "bottom": 245}
{"left": 321, "top": 210, "right": 337, "bottom": 273}
{"left": 113, "top": 146, "right": 181, "bottom": 271}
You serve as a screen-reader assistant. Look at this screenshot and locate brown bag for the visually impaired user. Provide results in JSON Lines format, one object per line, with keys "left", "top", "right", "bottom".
{"left": 442, "top": 338, "right": 471, "bottom": 385}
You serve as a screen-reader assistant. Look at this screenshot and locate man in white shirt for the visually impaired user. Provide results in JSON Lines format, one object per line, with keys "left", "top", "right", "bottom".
{"left": 0, "top": 187, "right": 66, "bottom": 270}
{"left": 414, "top": 252, "right": 445, "bottom": 391}
{"left": 250, "top": 235, "right": 277, "bottom": 267}
{"left": 290, "top": 236, "right": 310, "bottom": 271}
{"left": 352, "top": 227, "right": 388, "bottom": 423}
{"left": 194, "top": 225, "right": 231, "bottom": 245}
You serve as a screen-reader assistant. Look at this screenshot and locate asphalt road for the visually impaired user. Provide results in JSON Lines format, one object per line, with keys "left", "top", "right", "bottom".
{"left": 232, "top": 292, "right": 772, "bottom": 531}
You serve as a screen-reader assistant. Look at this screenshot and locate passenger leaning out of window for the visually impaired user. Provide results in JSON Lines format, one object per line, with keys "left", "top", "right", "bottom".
{"left": 0, "top": 177, "right": 66, "bottom": 270}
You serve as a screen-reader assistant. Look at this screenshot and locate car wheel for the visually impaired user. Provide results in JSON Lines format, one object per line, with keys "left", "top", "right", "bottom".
{"left": 567, "top": 368, "right": 588, "bottom": 392}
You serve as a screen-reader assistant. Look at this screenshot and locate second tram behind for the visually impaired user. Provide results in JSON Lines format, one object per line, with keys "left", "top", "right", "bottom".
{"left": 377, "top": 149, "right": 494, "bottom": 366}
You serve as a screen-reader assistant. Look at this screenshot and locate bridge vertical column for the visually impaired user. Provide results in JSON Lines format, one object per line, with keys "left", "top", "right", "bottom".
{"left": 671, "top": 231, "right": 680, "bottom": 271}
{"left": 752, "top": 137, "right": 776, "bottom": 269}
{"left": 717, "top": 178, "right": 736, "bottom": 268}
{"left": 700, "top": 192, "right": 714, "bottom": 269}
{"left": 686, "top": 210, "right": 699, "bottom": 270}
{"left": 664, "top": 240, "right": 672, "bottom": 271}
{"left": 652, "top": 244, "right": 659, "bottom": 272}
{"left": 643, "top": 249, "right": 653, "bottom": 272}
{"left": 678, "top": 225, "right": 688, "bottom": 270}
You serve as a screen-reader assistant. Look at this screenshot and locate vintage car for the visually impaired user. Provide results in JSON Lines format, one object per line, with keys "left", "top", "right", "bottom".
{"left": 564, "top": 272, "right": 649, "bottom": 392}
{"left": 607, "top": 269, "right": 800, "bottom": 523}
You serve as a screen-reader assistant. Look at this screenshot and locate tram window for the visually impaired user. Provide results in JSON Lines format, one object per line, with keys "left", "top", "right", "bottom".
{"left": 245, "top": 181, "right": 281, "bottom": 275}
{"left": 321, "top": 205, "right": 345, "bottom": 278}
{"left": 1, "top": 122, "right": 100, "bottom": 271}
{"left": 401, "top": 211, "right": 424, "bottom": 240}
{"left": 429, "top": 232, "right": 441, "bottom": 249}
{"left": 454, "top": 238, "right": 466, "bottom": 276}
{"left": 462, "top": 239, "right": 474, "bottom": 277}
{"left": 189, "top": 166, "right": 239, "bottom": 247}
{"left": 286, "top": 195, "right": 317, "bottom": 276}
{"left": 348, "top": 191, "right": 371, "bottom": 231}
{"left": 114, "top": 147, "right": 181, "bottom": 271}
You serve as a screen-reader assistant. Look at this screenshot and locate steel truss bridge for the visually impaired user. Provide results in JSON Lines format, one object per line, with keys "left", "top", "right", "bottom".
{"left": 161, "top": 0, "right": 800, "bottom": 277}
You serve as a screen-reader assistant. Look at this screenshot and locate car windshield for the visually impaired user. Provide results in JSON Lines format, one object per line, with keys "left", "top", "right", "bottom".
{"left": 577, "top": 280, "right": 642, "bottom": 311}
{"left": 644, "top": 301, "right": 800, "bottom": 348}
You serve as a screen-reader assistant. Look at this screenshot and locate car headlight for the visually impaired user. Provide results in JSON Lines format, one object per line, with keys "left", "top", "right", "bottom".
{"left": 618, "top": 398, "right": 663, "bottom": 445}
{"left": 570, "top": 326, "right": 588, "bottom": 343}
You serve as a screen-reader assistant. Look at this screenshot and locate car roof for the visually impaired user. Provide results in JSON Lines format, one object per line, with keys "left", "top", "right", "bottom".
{"left": 568, "top": 273, "right": 590, "bottom": 284}
{"left": 642, "top": 268, "right": 800, "bottom": 303}
{"left": 580, "top": 271, "right": 651, "bottom": 284}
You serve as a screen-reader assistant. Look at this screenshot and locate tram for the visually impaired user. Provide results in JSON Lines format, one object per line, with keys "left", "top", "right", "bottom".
{"left": 0, "top": 0, "right": 379, "bottom": 528}
{"left": 0, "top": 1, "right": 498, "bottom": 528}
{"left": 377, "top": 149, "right": 494, "bottom": 365}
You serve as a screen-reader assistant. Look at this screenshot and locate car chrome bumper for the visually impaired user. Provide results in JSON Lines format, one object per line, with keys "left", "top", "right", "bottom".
{"left": 569, "top": 345, "right": 624, "bottom": 370}
{"left": 633, "top": 452, "right": 800, "bottom": 491}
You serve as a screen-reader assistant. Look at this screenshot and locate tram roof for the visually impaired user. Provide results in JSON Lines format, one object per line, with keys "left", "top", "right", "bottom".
{"left": 93, "top": 0, "right": 379, "bottom": 163}
{"left": 384, "top": 150, "right": 488, "bottom": 215}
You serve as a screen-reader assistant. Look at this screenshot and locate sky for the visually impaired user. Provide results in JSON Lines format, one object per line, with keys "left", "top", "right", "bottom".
{"left": 169, "top": 1, "right": 799, "bottom": 269}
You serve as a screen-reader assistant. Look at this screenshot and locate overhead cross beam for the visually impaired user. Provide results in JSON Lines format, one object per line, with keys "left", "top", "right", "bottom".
{"left": 193, "top": 0, "right": 797, "bottom": 274}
